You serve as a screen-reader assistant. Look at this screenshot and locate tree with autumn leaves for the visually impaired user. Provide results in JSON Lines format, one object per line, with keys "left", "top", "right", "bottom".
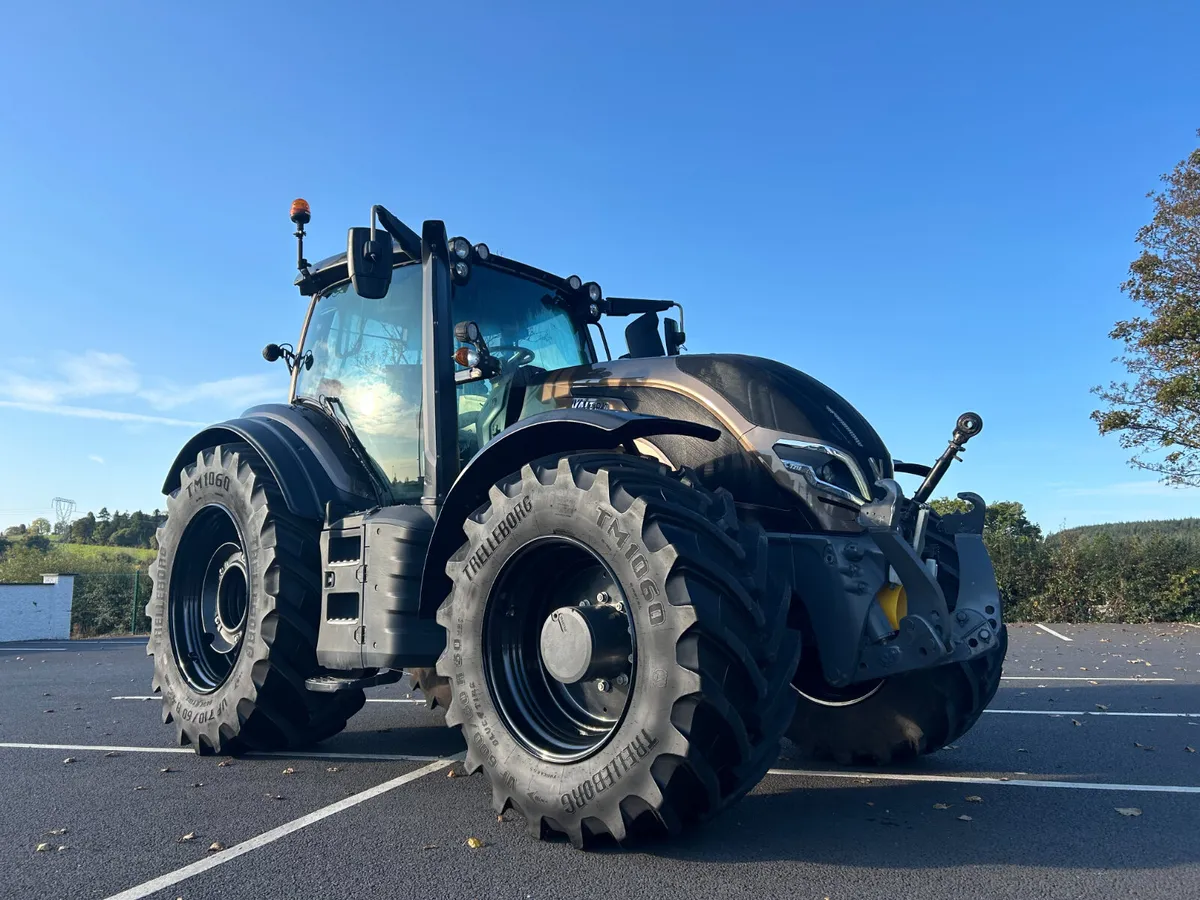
{"left": 1093, "top": 130, "right": 1200, "bottom": 486}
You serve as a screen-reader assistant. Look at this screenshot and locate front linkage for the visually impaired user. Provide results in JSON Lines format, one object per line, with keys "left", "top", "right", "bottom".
{"left": 774, "top": 412, "right": 1001, "bottom": 689}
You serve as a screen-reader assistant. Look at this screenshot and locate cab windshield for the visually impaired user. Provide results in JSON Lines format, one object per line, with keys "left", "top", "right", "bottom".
{"left": 294, "top": 261, "right": 593, "bottom": 502}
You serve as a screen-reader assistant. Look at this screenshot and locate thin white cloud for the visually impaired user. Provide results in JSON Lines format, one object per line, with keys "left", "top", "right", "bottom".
{"left": 138, "top": 374, "right": 281, "bottom": 411}
{"left": 88, "top": 454, "right": 105, "bottom": 464}
{"left": 0, "top": 351, "right": 139, "bottom": 404}
{"left": 0, "top": 400, "right": 205, "bottom": 427}
{"left": 0, "top": 351, "right": 282, "bottom": 426}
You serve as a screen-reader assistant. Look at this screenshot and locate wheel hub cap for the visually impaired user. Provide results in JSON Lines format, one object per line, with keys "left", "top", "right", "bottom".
{"left": 539, "top": 604, "right": 630, "bottom": 685}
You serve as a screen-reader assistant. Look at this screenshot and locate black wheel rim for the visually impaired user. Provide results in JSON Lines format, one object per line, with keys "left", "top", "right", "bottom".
{"left": 483, "top": 536, "right": 635, "bottom": 763}
{"left": 168, "top": 504, "right": 250, "bottom": 693}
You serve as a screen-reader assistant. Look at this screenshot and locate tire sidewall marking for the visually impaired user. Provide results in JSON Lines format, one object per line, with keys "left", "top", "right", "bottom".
{"left": 150, "top": 451, "right": 267, "bottom": 727}
{"left": 448, "top": 479, "right": 684, "bottom": 817}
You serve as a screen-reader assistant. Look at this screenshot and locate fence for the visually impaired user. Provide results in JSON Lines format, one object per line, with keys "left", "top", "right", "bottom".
{"left": 71, "top": 571, "right": 153, "bottom": 636}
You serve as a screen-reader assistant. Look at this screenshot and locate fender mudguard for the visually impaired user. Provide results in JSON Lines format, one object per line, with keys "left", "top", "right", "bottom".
{"left": 417, "top": 408, "right": 719, "bottom": 617}
{"left": 160, "top": 403, "right": 377, "bottom": 520}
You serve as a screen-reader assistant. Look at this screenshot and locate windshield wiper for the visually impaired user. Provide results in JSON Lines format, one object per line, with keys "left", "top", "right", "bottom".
{"left": 319, "top": 394, "right": 391, "bottom": 507}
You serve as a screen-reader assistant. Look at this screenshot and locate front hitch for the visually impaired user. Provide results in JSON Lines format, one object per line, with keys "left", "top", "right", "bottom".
{"left": 857, "top": 481, "right": 1001, "bottom": 679}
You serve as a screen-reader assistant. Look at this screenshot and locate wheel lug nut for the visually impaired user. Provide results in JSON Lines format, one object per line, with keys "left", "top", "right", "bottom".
{"left": 979, "top": 628, "right": 991, "bottom": 641}
{"left": 614, "top": 674, "right": 628, "bottom": 687}
{"left": 596, "top": 591, "right": 610, "bottom": 605}
{"left": 596, "top": 679, "right": 611, "bottom": 693}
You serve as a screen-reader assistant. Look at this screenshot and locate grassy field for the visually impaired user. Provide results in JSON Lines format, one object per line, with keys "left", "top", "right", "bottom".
{"left": 52, "top": 543, "right": 156, "bottom": 563}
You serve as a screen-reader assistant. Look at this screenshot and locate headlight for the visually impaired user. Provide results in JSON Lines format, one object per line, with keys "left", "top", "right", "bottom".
{"left": 567, "top": 274, "right": 582, "bottom": 291}
{"left": 585, "top": 281, "right": 602, "bottom": 302}
{"left": 473, "top": 242, "right": 490, "bottom": 260}
{"left": 450, "top": 237, "right": 471, "bottom": 260}
{"left": 453, "top": 260, "right": 470, "bottom": 280}
{"left": 773, "top": 440, "right": 872, "bottom": 505}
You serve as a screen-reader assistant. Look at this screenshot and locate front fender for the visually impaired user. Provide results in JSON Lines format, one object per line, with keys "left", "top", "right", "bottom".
{"left": 417, "top": 408, "right": 719, "bottom": 617}
{"left": 160, "top": 403, "right": 377, "bottom": 520}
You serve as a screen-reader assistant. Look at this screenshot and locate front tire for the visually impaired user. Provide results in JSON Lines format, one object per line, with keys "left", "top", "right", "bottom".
{"left": 435, "top": 453, "right": 801, "bottom": 848}
{"left": 146, "top": 443, "right": 363, "bottom": 753}
{"left": 786, "top": 625, "right": 1006, "bottom": 764}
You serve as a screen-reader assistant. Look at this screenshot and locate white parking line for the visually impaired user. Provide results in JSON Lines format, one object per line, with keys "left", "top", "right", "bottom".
{"left": 1035, "top": 624, "right": 1074, "bottom": 641}
{"left": 767, "top": 768, "right": 1200, "bottom": 794}
{"left": 0, "top": 742, "right": 192, "bottom": 754}
{"left": 1001, "top": 676, "right": 1174, "bottom": 682}
{"left": 0, "top": 742, "right": 455, "bottom": 763}
{"left": 111, "top": 695, "right": 426, "bottom": 704}
{"left": 986, "top": 708, "right": 1200, "bottom": 719}
{"left": 0, "top": 647, "right": 68, "bottom": 652}
{"left": 102, "top": 756, "right": 457, "bottom": 900}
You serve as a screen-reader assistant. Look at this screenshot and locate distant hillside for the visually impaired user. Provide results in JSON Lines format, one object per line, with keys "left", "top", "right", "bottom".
{"left": 1051, "top": 518, "right": 1200, "bottom": 543}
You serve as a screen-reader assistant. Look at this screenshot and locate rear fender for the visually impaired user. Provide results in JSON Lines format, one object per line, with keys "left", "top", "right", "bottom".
{"left": 160, "top": 403, "right": 377, "bottom": 521}
{"left": 417, "top": 408, "right": 719, "bottom": 617}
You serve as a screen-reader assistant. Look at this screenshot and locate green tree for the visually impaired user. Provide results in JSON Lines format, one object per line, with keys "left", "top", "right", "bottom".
{"left": 28, "top": 517, "right": 51, "bottom": 536}
{"left": 1092, "top": 129, "right": 1200, "bottom": 485}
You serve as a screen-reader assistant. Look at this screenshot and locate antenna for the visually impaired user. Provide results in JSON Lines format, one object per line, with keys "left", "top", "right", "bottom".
{"left": 52, "top": 497, "right": 76, "bottom": 536}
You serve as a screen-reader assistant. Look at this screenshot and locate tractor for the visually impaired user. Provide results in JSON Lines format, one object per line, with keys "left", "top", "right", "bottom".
{"left": 146, "top": 200, "right": 1006, "bottom": 848}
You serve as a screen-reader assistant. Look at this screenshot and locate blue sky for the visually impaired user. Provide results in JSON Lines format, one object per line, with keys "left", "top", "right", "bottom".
{"left": 1, "top": 2, "right": 1198, "bottom": 533}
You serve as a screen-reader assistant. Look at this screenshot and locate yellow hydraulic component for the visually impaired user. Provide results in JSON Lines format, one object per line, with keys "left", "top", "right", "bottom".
{"left": 876, "top": 583, "right": 908, "bottom": 631}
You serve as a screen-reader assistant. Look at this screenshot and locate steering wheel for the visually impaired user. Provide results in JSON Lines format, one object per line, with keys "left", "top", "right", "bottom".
{"left": 488, "top": 345, "right": 536, "bottom": 367}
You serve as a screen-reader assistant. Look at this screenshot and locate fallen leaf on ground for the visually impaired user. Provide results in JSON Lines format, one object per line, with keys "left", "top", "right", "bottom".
{"left": 933, "top": 803, "right": 951, "bottom": 810}
{"left": 1017, "top": 748, "right": 1028, "bottom": 752}
{"left": 466, "top": 837, "right": 485, "bottom": 849}
{"left": 62, "top": 757, "right": 75, "bottom": 765}
{"left": 957, "top": 815, "right": 973, "bottom": 822}
{"left": 1096, "top": 704, "right": 1109, "bottom": 711}
{"left": 179, "top": 832, "right": 196, "bottom": 843}
{"left": 1134, "top": 743, "right": 1156, "bottom": 751}
{"left": 35, "top": 843, "right": 50, "bottom": 852}
{"left": 1186, "top": 747, "right": 1196, "bottom": 753}
{"left": 281, "top": 767, "right": 296, "bottom": 775}
{"left": 326, "top": 766, "right": 340, "bottom": 773}
{"left": 208, "top": 841, "right": 225, "bottom": 852}
{"left": 447, "top": 769, "right": 459, "bottom": 778}
{"left": 56, "top": 846, "right": 67, "bottom": 852}
{"left": 421, "top": 844, "right": 438, "bottom": 850}
{"left": 134, "top": 786, "right": 145, "bottom": 791}
{"left": 44, "top": 710, "right": 53, "bottom": 714}
{"left": 190, "top": 782, "right": 204, "bottom": 788}
{"left": 1071, "top": 719, "right": 1082, "bottom": 726}
{"left": 159, "top": 767, "right": 174, "bottom": 774}
{"left": 1115, "top": 808, "right": 1142, "bottom": 817}
{"left": 964, "top": 795, "right": 983, "bottom": 803}
{"left": 865, "top": 801, "right": 874, "bottom": 807}
{"left": 217, "top": 760, "right": 232, "bottom": 767}
{"left": 104, "top": 751, "right": 120, "bottom": 758}
{"left": 46, "top": 829, "right": 67, "bottom": 836}
{"left": 265, "top": 794, "right": 284, "bottom": 801}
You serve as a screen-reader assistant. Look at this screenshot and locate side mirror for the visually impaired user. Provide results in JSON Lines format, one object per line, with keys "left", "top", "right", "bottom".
{"left": 347, "top": 227, "right": 393, "bottom": 299}
{"left": 663, "top": 318, "right": 686, "bottom": 355}
{"left": 624, "top": 312, "right": 666, "bottom": 358}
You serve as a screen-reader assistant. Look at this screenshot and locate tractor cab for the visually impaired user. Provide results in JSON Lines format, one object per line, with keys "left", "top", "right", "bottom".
{"left": 284, "top": 202, "right": 685, "bottom": 503}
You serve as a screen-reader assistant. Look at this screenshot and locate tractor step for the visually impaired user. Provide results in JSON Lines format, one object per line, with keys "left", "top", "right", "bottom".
{"left": 304, "top": 669, "right": 404, "bottom": 693}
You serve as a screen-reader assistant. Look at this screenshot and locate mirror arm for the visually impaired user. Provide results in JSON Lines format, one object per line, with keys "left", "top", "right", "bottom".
{"left": 372, "top": 205, "right": 422, "bottom": 260}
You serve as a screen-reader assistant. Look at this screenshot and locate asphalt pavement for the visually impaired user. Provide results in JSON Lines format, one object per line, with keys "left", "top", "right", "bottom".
{"left": 2, "top": 622, "right": 1199, "bottom": 900}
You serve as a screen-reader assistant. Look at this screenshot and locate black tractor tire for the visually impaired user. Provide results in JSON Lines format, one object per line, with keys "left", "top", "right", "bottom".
{"left": 146, "top": 442, "right": 363, "bottom": 753}
{"left": 435, "top": 452, "right": 801, "bottom": 848}
{"left": 407, "top": 667, "right": 452, "bottom": 711}
{"left": 786, "top": 625, "right": 1006, "bottom": 765}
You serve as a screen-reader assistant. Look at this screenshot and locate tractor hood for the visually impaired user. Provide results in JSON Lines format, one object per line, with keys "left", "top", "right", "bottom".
{"left": 518, "top": 353, "right": 892, "bottom": 531}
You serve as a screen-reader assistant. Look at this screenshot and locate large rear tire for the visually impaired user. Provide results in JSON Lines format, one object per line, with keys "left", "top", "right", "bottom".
{"left": 146, "top": 443, "right": 363, "bottom": 753}
{"left": 786, "top": 625, "right": 1006, "bottom": 764}
{"left": 435, "top": 452, "right": 801, "bottom": 848}
{"left": 407, "top": 667, "right": 452, "bottom": 710}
